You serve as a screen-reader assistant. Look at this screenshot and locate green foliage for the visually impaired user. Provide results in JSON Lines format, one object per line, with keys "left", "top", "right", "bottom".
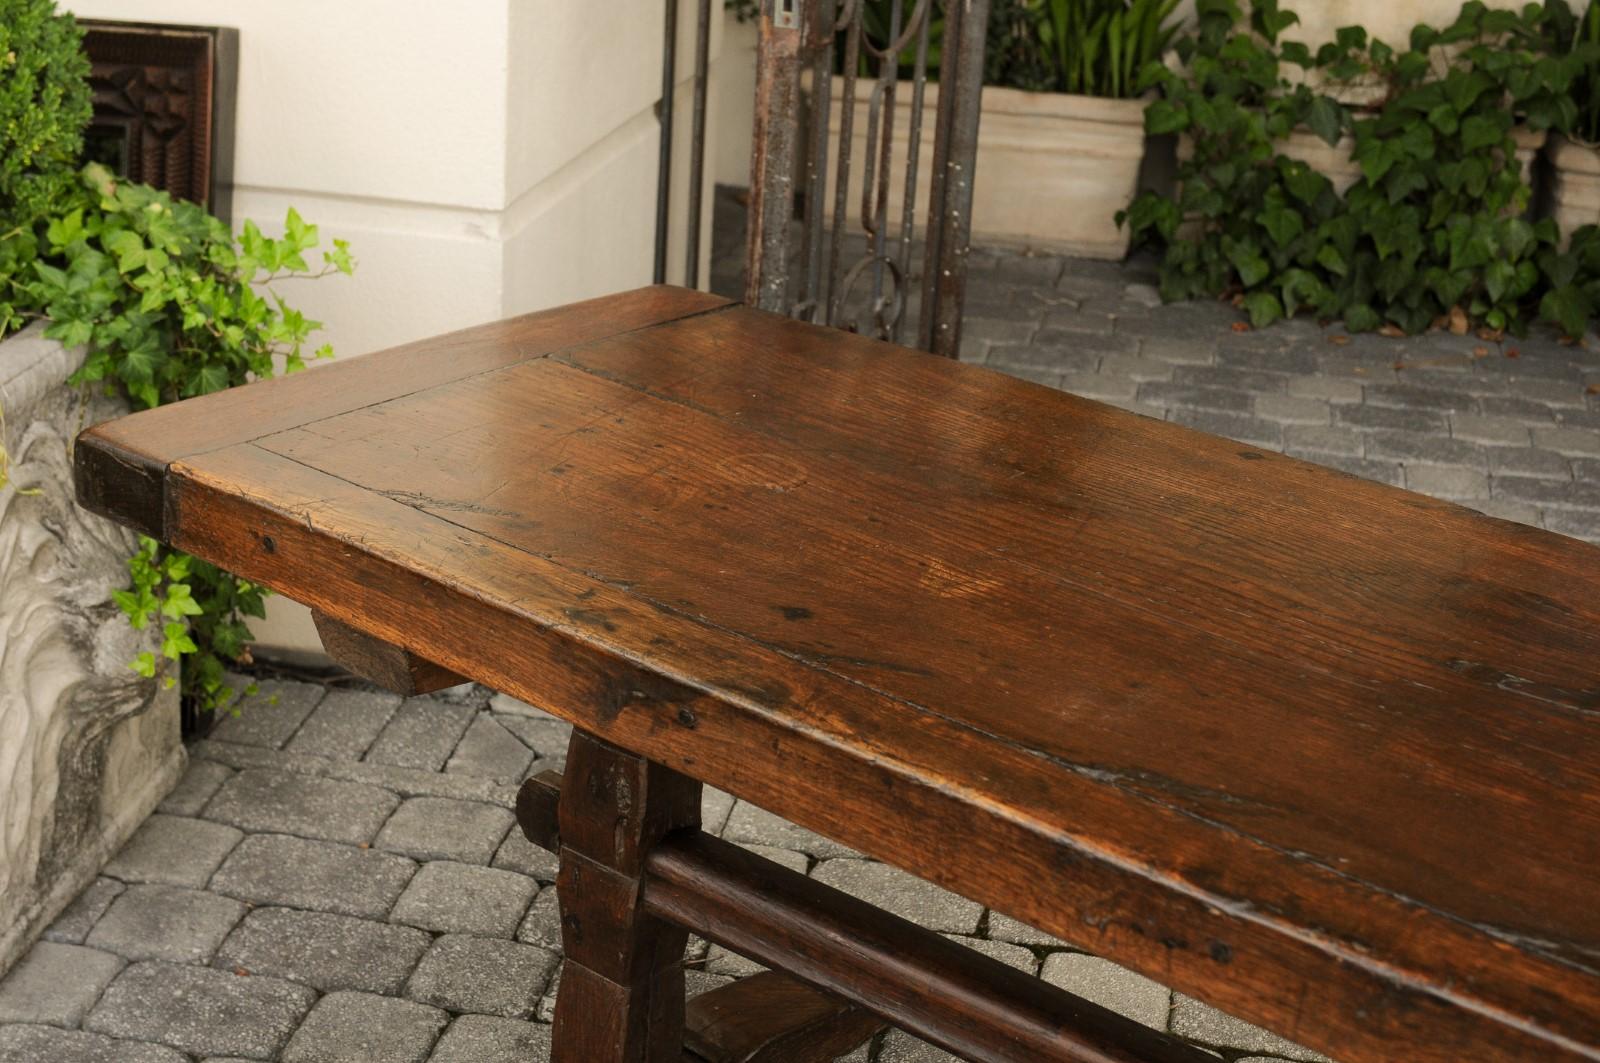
{"left": 1, "top": 159, "right": 354, "bottom": 712}
{"left": 1543, "top": 0, "right": 1600, "bottom": 141}
{"left": 728, "top": 0, "right": 1181, "bottom": 97}
{"left": 1034, "top": 0, "right": 1183, "bottom": 97}
{"left": 1121, "top": 0, "right": 1600, "bottom": 337}
{"left": 0, "top": 0, "right": 91, "bottom": 233}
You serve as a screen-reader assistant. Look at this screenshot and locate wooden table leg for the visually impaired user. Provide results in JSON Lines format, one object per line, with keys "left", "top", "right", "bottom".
{"left": 551, "top": 730, "right": 702, "bottom": 1063}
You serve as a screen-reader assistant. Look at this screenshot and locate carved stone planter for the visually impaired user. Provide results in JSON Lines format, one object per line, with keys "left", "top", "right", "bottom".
{"left": 0, "top": 324, "right": 183, "bottom": 976}
{"left": 825, "top": 78, "right": 1150, "bottom": 258}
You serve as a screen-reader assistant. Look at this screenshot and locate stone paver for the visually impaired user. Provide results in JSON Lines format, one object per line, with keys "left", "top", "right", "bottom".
{"left": 204, "top": 767, "right": 399, "bottom": 845}
{"left": 157, "top": 760, "right": 234, "bottom": 816}
{"left": 85, "top": 885, "right": 245, "bottom": 964}
{"left": 430, "top": 1014, "right": 553, "bottom": 1063}
{"left": 810, "top": 859, "right": 982, "bottom": 935}
{"left": 1171, "top": 994, "right": 1332, "bottom": 1061}
{"left": 446, "top": 715, "right": 535, "bottom": 782}
{"left": 211, "top": 678, "right": 325, "bottom": 748}
{"left": 1041, "top": 953, "right": 1172, "bottom": 1030}
{"left": 281, "top": 992, "right": 446, "bottom": 1063}
{"left": 723, "top": 800, "right": 858, "bottom": 859}
{"left": 364, "top": 696, "right": 478, "bottom": 771}
{"left": 215, "top": 908, "right": 431, "bottom": 994}
{"left": 374, "top": 795, "right": 514, "bottom": 865}
{"left": 405, "top": 934, "right": 558, "bottom": 1018}
{"left": 389, "top": 861, "right": 537, "bottom": 938}
{"left": 211, "top": 834, "right": 418, "bottom": 919}
{"left": 0, "top": 943, "right": 123, "bottom": 1026}
{"left": 86, "top": 961, "right": 316, "bottom": 1059}
{"left": 40, "top": 877, "right": 123, "bottom": 945}
{"left": 0, "top": 1024, "right": 187, "bottom": 1063}
{"left": 102, "top": 813, "right": 242, "bottom": 888}
{"left": 284, "top": 687, "right": 401, "bottom": 760}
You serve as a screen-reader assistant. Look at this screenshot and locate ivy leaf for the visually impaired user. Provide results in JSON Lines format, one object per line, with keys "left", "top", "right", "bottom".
{"left": 1307, "top": 96, "right": 1344, "bottom": 146}
{"left": 130, "top": 652, "right": 158, "bottom": 678}
{"left": 1260, "top": 206, "right": 1304, "bottom": 248}
{"left": 1484, "top": 260, "right": 1516, "bottom": 304}
{"left": 1316, "top": 244, "right": 1349, "bottom": 277}
{"left": 1344, "top": 304, "right": 1383, "bottom": 332}
{"left": 1243, "top": 291, "right": 1285, "bottom": 328}
{"left": 191, "top": 363, "right": 230, "bottom": 396}
{"left": 1225, "top": 239, "right": 1271, "bottom": 288}
{"left": 1460, "top": 114, "right": 1506, "bottom": 152}
{"left": 1541, "top": 286, "right": 1592, "bottom": 338}
{"left": 1145, "top": 99, "right": 1189, "bottom": 135}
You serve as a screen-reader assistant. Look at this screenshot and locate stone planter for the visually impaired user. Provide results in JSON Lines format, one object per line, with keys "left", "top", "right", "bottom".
{"left": 824, "top": 77, "right": 1149, "bottom": 258}
{"left": 0, "top": 324, "right": 182, "bottom": 976}
{"left": 1547, "top": 135, "right": 1600, "bottom": 245}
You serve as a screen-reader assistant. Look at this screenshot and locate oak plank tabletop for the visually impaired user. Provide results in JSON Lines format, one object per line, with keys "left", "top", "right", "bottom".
{"left": 76, "top": 285, "right": 1600, "bottom": 1063}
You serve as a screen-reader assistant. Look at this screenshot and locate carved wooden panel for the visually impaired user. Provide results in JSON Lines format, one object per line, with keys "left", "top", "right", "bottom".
{"left": 79, "top": 21, "right": 238, "bottom": 223}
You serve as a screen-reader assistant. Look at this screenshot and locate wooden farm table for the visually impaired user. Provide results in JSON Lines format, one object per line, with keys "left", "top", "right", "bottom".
{"left": 76, "top": 286, "right": 1600, "bottom": 1063}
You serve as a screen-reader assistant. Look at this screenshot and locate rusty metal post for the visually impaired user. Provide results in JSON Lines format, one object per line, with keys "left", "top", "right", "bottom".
{"left": 684, "top": 0, "right": 713, "bottom": 288}
{"left": 919, "top": 0, "right": 990, "bottom": 358}
{"left": 745, "top": 0, "right": 804, "bottom": 312}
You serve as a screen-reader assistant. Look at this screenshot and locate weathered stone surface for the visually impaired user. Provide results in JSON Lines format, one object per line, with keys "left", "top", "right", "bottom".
{"left": 40, "top": 877, "right": 123, "bottom": 945}
{"left": 281, "top": 991, "right": 446, "bottom": 1063}
{"left": 85, "top": 961, "right": 316, "bottom": 1059}
{"left": 103, "top": 813, "right": 242, "bottom": 888}
{"left": 514, "top": 888, "right": 562, "bottom": 949}
{"left": 389, "top": 862, "right": 537, "bottom": 938}
{"left": 1170, "top": 994, "right": 1330, "bottom": 1060}
{"left": 985, "top": 910, "right": 1066, "bottom": 949}
{"left": 1403, "top": 465, "right": 1489, "bottom": 500}
{"left": 284, "top": 687, "right": 400, "bottom": 760}
{"left": 215, "top": 908, "right": 431, "bottom": 994}
{"left": 85, "top": 884, "right": 244, "bottom": 964}
{"left": 810, "top": 859, "right": 981, "bottom": 934}
{"left": 374, "top": 796, "right": 513, "bottom": 865}
{"left": 446, "top": 715, "right": 534, "bottom": 782}
{"left": 0, "top": 325, "right": 183, "bottom": 978}
{"left": 429, "top": 1014, "right": 553, "bottom": 1063}
{"left": 212, "top": 678, "right": 325, "bottom": 748}
{"left": 191, "top": 739, "right": 518, "bottom": 808}
{"left": 723, "top": 801, "right": 857, "bottom": 859}
{"left": 211, "top": 834, "right": 417, "bottom": 919}
{"left": 492, "top": 826, "right": 561, "bottom": 882}
{"left": 204, "top": 768, "right": 399, "bottom": 845}
{"left": 1167, "top": 409, "right": 1284, "bottom": 450}
{"left": 404, "top": 934, "right": 558, "bottom": 1018}
{"left": 492, "top": 713, "right": 571, "bottom": 762}
{"left": 158, "top": 760, "right": 234, "bottom": 817}
{"left": 363, "top": 696, "right": 477, "bottom": 771}
{"left": 1040, "top": 953, "right": 1171, "bottom": 1029}
{"left": 0, "top": 1024, "right": 186, "bottom": 1063}
{"left": 0, "top": 942, "right": 123, "bottom": 1026}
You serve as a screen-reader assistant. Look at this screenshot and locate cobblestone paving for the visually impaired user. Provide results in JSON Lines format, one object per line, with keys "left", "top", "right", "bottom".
{"left": 0, "top": 677, "right": 1326, "bottom": 1062}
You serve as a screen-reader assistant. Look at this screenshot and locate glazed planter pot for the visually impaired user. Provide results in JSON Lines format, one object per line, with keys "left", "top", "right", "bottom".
{"left": 1547, "top": 135, "right": 1600, "bottom": 246}
{"left": 0, "top": 324, "right": 182, "bottom": 977}
{"left": 824, "top": 76, "right": 1149, "bottom": 259}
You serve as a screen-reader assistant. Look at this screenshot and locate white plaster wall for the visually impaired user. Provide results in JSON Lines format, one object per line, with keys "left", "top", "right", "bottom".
{"left": 65, "top": 0, "right": 720, "bottom": 655}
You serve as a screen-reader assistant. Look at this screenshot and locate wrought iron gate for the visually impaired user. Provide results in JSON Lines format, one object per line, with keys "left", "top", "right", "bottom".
{"left": 656, "top": 0, "right": 991, "bottom": 359}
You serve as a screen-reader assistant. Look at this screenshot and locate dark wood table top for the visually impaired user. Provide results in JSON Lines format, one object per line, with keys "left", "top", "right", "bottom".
{"left": 77, "top": 286, "right": 1600, "bottom": 1063}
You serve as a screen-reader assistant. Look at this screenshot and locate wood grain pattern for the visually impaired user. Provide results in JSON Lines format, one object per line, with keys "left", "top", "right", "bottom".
{"left": 74, "top": 289, "right": 1600, "bottom": 1063}
{"left": 682, "top": 972, "right": 882, "bottom": 1063}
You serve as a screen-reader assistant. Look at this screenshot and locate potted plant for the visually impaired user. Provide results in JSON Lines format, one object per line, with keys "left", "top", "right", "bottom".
{"left": 1544, "top": 0, "right": 1600, "bottom": 243}
{"left": 823, "top": 0, "right": 1182, "bottom": 258}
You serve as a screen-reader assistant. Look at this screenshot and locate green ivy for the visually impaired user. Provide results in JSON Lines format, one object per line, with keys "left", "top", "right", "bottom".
{"left": 1544, "top": 0, "right": 1600, "bottom": 142}
{"left": 1121, "top": 0, "right": 1600, "bottom": 338}
{"left": 1, "top": 163, "right": 354, "bottom": 713}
